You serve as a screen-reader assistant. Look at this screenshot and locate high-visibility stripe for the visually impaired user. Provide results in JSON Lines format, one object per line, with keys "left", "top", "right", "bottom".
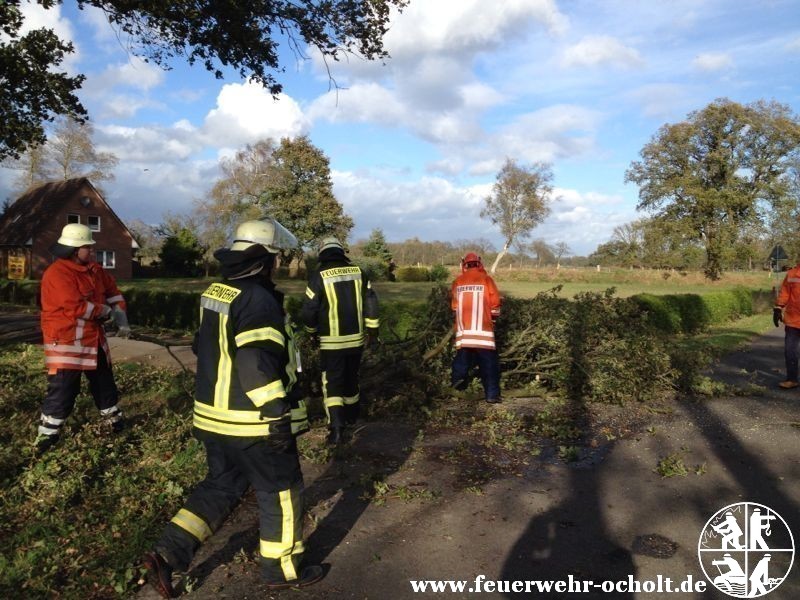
{"left": 235, "top": 327, "right": 284, "bottom": 348}
{"left": 319, "top": 331, "right": 364, "bottom": 347}
{"left": 192, "top": 414, "right": 273, "bottom": 436}
{"left": 201, "top": 296, "right": 232, "bottom": 316}
{"left": 279, "top": 490, "right": 298, "bottom": 580}
{"left": 303, "top": 325, "right": 317, "bottom": 333}
{"left": 45, "top": 344, "right": 98, "bottom": 354}
{"left": 193, "top": 402, "right": 284, "bottom": 423}
{"left": 171, "top": 508, "right": 212, "bottom": 542}
{"left": 40, "top": 414, "right": 65, "bottom": 425}
{"left": 290, "top": 401, "right": 309, "bottom": 435}
{"left": 354, "top": 277, "right": 363, "bottom": 334}
{"left": 343, "top": 393, "right": 359, "bottom": 406}
{"left": 44, "top": 356, "right": 97, "bottom": 367}
{"left": 324, "top": 396, "right": 345, "bottom": 408}
{"left": 325, "top": 278, "right": 339, "bottom": 337}
{"left": 260, "top": 540, "right": 305, "bottom": 558}
{"left": 214, "top": 314, "right": 232, "bottom": 409}
{"left": 305, "top": 287, "right": 315, "bottom": 299}
{"left": 455, "top": 339, "right": 496, "bottom": 349}
{"left": 364, "top": 318, "right": 380, "bottom": 328}
{"left": 106, "top": 294, "right": 124, "bottom": 304}
{"left": 246, "top": 380, "right": 286, "bottom": 407}
{"left": 456, "top": 329, "right": 495, "bottom": 338}
{"left": 82, "top": 302, "right": 95, "bottom": 320}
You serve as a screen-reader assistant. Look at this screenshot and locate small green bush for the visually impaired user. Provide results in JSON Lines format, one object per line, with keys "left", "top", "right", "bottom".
{"left": 352, "top": 257, "right": 392, "bottom": 282}
{"left": 429, "top": 264, "right": 451, "bottom": 282}
{"left": 395, "top": 266, "right": 430, "bottom": 282}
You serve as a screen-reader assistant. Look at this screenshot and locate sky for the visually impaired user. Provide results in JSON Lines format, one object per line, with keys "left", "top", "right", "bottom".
{"left": 2, "top": 0, "right": 800, "bottom": 256}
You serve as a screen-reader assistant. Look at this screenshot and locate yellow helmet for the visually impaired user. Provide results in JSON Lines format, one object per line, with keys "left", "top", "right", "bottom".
{"left": 57, "top": 223, "right": 95, "bottom": 247}
{"left": 319, "top": 236, "right": 344, "bottom": 253}
{"left": 231, "top": 218, "right": 298, "bottom": 252}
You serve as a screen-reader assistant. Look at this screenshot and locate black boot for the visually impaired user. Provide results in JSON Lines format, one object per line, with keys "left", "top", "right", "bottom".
{"left": 326, "top": 426, "right": 344, "bottom": 446}
{"left": 265, "top": 564, "right": 325, "bottom": 590}
{"left": 34, "top": 433, "right": 59, "bottom": 455}
{"left": 142, "top": 551, "right": 177, "bottom": 598}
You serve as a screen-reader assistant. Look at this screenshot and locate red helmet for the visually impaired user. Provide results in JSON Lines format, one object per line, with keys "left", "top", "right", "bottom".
{"left": 461, "top": 252, "right": 482, "bottom": 272}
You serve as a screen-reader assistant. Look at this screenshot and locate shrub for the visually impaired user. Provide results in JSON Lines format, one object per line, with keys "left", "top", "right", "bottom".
{"left": 429, "top": 264, "right": 451, "bottom": 282}
{"left": 395, "top": 266, "right": 430, "bottom": 282}
{"left": 352, "top": 257, "right": 392, "bottom": 282}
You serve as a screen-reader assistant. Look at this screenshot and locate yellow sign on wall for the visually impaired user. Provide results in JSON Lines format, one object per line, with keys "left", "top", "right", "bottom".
{"left": 8, "top": 256, "right": 26, "bottom": 280}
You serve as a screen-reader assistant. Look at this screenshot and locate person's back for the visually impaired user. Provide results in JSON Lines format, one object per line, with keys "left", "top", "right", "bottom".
{"left": 450, "top": 253, "right": 502, "bottom": 403}
{"left": 301, "top": 238, "right": 379, "bottom": 444}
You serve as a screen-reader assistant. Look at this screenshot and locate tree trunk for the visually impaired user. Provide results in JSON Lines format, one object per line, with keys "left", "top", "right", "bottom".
{"left": 490, "top": 239, "right": 511, "bottom": 274}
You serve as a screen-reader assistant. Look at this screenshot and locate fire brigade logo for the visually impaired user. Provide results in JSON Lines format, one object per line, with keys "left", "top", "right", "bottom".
{"left": 698, "top": 503, "right": 794, "bottom": 597}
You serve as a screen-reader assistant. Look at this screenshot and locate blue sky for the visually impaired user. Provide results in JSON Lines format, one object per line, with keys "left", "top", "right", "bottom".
{"left": 2, "top": 0, "right": 799, "bottom": 255}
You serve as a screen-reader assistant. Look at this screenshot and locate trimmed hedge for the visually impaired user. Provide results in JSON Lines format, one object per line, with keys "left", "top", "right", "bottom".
{"left": 632, "top": 287, "right": 772, "bottom": 334}
{"left": 0, "top": 280, "right": 39, "bottom": 306}
{"left": 122, "top": 288, "right": 200, "bottom": 331}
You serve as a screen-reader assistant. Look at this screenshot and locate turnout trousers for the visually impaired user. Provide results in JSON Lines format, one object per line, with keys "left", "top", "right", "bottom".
{"left": 451, "top": 347, "right": 501, "bottom": 400}
{"left": 785, "top": 325, "right": 800, "bottom": 382}
{"left": 155, "top": 436, "right": 305, "bottom": 583}
{"left": 320, "top": 347, "right": 363, "bottom": 428}
{"left": 38, "top": 346, "right": 122, "bottom": 438}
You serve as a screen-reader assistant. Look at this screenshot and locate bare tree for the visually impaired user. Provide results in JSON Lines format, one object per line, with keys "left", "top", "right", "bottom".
{"left": 481, "top": 158, "right": 554, "bottom": 273}
{"left": 553, "top": 241, "right": 571, "bottom": 267}
{"left": 2, "top": 116, "right": 117, "bottom": 194}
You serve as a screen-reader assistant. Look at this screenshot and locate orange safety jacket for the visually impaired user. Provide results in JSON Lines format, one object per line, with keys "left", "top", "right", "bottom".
{"left": 776, "top": 265, "right": 800, "bottom": 328}
{"left": 451, "top": 266, "right": 501, "bottom": 350}
{"left": 40, "top": 258, "right": 127, "bottom": 373}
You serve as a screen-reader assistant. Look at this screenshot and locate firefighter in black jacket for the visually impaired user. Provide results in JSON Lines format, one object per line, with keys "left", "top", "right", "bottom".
{"left": 301, "top": 237, "right": 379, "bottom": 445}
{"left": 143, "top": 219, "right": 323, "bottom": 598}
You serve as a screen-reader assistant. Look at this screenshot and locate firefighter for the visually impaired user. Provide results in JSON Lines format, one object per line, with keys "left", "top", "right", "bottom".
{"left": 300, "top": 237, "right": 379, "bottom": 445}
{"left": 774, "top": 262, "right": 800, "bottom": 389}
{"left": 143, "top": 218, "right": 323, "bottom": 597}
{"left": 35, "top": 223, "right": 128, "bottom": 453}
{"left": 451, "top": 252, "right": 502, "bottom": 403}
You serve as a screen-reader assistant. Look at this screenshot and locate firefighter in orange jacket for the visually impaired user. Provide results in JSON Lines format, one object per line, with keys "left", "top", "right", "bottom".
{"left": 451, "top": 253, "right": 502, "bottom": 403}
{"left": 36, "top": 223, "right": 128, "bottom": 453}
{"left": 774, "top": 264, "right": 800, "bottom": 389}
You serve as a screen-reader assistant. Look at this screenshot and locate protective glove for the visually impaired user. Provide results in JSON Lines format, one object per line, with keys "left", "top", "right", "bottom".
{"left": 111, "top": 306, "right": 132, "bottom": 337}
{"left": 98, "top": 305, "right": 113, "bottom": 321}
{"left": 773, "top": 307, "right": 783, "bottom": 328}
{"left": 264, "top": 432, "right": 294, "bottom": 453}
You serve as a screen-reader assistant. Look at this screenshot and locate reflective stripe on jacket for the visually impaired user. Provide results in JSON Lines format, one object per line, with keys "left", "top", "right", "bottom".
{"left": 194, "top": 280, "right": 308, "bottom": 439}
{"left": 301, "top": 257, "right": 380, "bottom": 351}
{"left": 777, "top": 266, "right": 800, "bottom": 328}
{"left": 40, "top": 259, "right": 126, "bottom": 372}
{"left": 451, "top": 267, "right": 501, "bottom": 350}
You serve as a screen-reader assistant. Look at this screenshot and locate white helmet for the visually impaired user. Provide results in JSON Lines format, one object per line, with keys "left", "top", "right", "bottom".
{"left": 231, "top": 218, "right": 298, "bottom": 252}
{"left": 319, "top": 236, "right": 344, "bottom": 253}
{"left": 57, "top": 223, "right": 95, "bottom": 247}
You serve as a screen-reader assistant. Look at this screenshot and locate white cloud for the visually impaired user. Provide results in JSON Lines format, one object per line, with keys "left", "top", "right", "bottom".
{"left": 95, "top": 57, "right": 165, "bottom": 91}
{"left": 629, "top": 83, "right": 692, "bottom": 120}
{"left": 18, "top": 1, "right": 80, "bottom": 69}
{"left": 96, "top": 123, "right": 203, "bottom": 162}
{"left": 203, "top": 83, "right": 310, "bottom": 148}
{"left": 384, "top": 0, "right": 568, "bottom": 62}
{"left": 785, "top": 37, "right": 800, "bottom": 52}
{"left": 561, "top": 35, "right": 644, "bottom": 69}
{"left": 330, "top": 169, "right": 631, "bottom": 255}
{"left": 691, "top": 52, "right": 733, "bottom": 72}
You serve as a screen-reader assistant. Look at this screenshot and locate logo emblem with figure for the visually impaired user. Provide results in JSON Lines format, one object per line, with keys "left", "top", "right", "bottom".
{"left": 698, "top": 503, "right": 795, "bottom": 597}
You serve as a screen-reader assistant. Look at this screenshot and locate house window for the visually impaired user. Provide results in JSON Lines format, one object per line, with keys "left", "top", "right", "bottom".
{"left": 97, "top": 250, "right": 115, "bottom": 269}
{"left": 87, "top": 215, "right": 101, "bottom": 231}
{"left": 67, "top": 214, "right": 80, "bottom": 224}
